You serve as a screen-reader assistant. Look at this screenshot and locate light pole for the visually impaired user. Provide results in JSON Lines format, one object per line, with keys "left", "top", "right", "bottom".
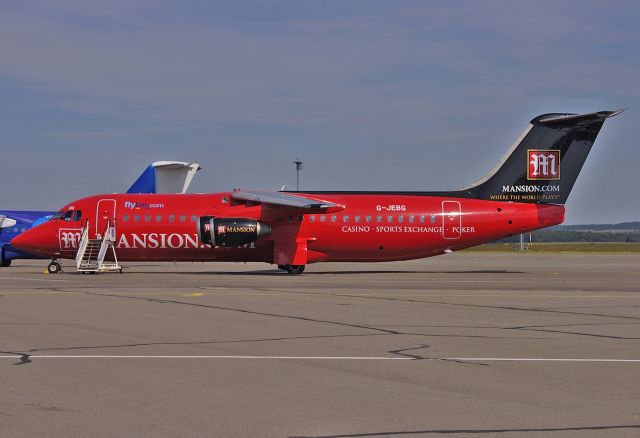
{"left": 293, "top": 159, "right": 303, "bottom": 191}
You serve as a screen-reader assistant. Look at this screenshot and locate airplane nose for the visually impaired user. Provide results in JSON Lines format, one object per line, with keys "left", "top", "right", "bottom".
{"left": 10, "top": 225, "right": 57, "bottom": 256}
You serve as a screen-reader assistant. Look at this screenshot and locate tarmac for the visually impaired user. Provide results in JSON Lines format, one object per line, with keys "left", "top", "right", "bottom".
{"left": 1, "top": 253, "right": 639, "bottom": 437}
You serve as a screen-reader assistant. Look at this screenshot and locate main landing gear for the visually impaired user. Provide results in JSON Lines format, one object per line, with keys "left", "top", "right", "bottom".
{"left": 278, "top": 264, "right": 306, "bottom": 275}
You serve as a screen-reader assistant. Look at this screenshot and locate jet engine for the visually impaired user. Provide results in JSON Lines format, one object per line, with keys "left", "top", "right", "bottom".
{"left": 199, "top": 217, "right": 271, "bottom": 247}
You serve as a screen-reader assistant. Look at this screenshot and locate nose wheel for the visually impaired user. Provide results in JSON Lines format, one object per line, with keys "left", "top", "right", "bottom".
{"left": 47, "top": 259, "right": 62, "bottom": 274}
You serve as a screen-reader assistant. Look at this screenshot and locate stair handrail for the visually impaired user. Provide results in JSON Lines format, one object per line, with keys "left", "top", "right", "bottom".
{"left": 75, "top": 220, "right": 90, "bottom": 269}
{"left": 97, "top": 220, "right": 113, "bottom": 267}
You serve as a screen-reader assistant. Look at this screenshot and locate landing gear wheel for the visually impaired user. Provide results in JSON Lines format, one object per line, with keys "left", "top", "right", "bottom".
{"left": 47, "top": 261, "right": 61, "bottom": 274}
{"left": 284, "top": 265, "right": 305, "bottom": 275}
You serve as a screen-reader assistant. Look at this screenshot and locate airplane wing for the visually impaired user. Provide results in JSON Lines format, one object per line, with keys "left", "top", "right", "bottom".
{"left": 231, "top": 190, "right": 345, "bottom": 213}
{"left": 0, "top": 215, "right": 17, "bottom": 229}
{"left": 127, "top": 161, "right": 201, "bottom": 194}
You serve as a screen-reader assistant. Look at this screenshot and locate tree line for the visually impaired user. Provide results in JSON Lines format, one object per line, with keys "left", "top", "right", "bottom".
{"left": 499, "top": 230, "right": 640, "bottom": 243}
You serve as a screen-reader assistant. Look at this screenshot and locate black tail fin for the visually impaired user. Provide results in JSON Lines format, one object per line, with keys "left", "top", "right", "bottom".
{"left": 460, "top": 109, "right": 623, "bottom": 204}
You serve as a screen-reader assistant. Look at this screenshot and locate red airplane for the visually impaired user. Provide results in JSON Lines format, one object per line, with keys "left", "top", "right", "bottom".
{"left": 11, "top": 110, "right": 622, "bottom": 274}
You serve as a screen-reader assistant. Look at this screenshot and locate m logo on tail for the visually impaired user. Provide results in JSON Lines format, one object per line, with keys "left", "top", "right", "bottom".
{"left": 528, "top": 150, "right": 560, "bottom": 180}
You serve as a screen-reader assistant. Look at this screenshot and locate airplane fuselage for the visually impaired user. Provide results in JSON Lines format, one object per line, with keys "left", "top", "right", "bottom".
{"left": 16, "top": 193, "right": 564, "bottom": 264}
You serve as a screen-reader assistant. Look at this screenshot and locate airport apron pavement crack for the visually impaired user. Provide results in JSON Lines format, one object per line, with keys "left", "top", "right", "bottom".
{"left": 507, "top": 327, "right": 640, "bottom": 340}
{"left": 24, "top": 333, "right": 385, "bottom": 354}
{"left": 310, "top": 292, "right": 640, "bottom": 322}
{"left": 384, "top": 344, "right": 488, "bottom": 365}
{"left": 81, "top": 291, "right": 401, "bottom": 335}
{"left": 290, "top": 424, "right": 640, "bottom": 437}
{"left": 505, "top": 322, "right": 640, "bottom": 340}
{"left": 388, "top": 344, "right": 431, "bottom": 360}
{"left": 41, "top": 291, "right": 507, "bottom": 362}
{"left": 0, "top": 351, "right": 31, "bottom": 365}
{"left": 254, "top": 288, "right": 634, "bottom": 340}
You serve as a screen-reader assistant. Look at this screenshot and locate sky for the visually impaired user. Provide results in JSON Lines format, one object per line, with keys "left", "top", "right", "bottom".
{"left": 1, "top": 0, "right": 638, "bottom": 224}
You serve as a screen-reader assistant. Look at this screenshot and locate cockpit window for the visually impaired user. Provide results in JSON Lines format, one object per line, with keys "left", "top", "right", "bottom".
{"left": 49, "top": 211, "right": 65, "bottom": 221}
{"left": 49, "top": 209, "right": 81, "bottom": 222}
{"left": 61, "top": 211, "right": 74, "bottom": 221}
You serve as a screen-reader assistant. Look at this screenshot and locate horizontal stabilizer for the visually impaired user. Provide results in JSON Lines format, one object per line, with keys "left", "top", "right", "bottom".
{"left": 536, "top": 109, "right": 625, "bottom": 125}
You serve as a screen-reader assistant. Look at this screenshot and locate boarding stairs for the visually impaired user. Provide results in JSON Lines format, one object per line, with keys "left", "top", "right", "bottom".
{"left": 76, "top": 220, "right": 122, "bottom": 273}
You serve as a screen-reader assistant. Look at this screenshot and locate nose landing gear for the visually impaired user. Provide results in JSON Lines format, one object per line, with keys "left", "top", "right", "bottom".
{"left": 1, "top": 248, "right": 10, "bottom": 267}
{"left": 47, "top": 257, "right": 62, "bottom": 274}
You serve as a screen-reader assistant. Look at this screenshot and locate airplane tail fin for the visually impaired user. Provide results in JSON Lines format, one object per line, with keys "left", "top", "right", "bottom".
{"left": 126, "top": 161, "right": 201, "bottom": 194}
{"left": 459, "top": 110, "right": 623, "bottom": 204}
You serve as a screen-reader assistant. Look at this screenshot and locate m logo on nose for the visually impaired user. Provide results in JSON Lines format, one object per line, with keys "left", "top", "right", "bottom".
{"left": 528, "top": 150, "right": 560, "bottom": 180}
{"left": 59, "top": 229, "right": 82, "bottom": 249}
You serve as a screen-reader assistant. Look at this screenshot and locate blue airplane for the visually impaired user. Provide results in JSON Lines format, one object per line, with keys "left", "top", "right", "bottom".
{"left": 0, "top": 161, "right": 200, "bottom": 267}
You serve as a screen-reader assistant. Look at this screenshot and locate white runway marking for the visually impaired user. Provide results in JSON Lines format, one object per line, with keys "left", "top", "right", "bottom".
{"left": 1, "top": 355, "right": 640, "bottom": 362}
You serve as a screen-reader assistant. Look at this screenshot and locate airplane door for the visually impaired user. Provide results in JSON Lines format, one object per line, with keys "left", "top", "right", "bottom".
{"left": 95, "top": 199, "right": 116, "bottom": 238}
{"left": 442, "top": 200, "right": 461, "bottom": 239}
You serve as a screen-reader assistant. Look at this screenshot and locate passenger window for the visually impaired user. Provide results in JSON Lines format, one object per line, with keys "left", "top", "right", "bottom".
{"left": 409, "top": 215, "right": 414, "bottom": 223}
{"left": 169, "top": 214, "right": 175, "bottom": 222}
{"left": 398, "top": 216, "right": 404, "bottom": 223}
{"left": 179, "top": 215, "right": 186, "bottom": 222}
{"left": 143, "top": 215, "right": 150, "bottom": 222}
{"left": 365, "top": 215, "right": 372, "bottom": 223}
{"left": 430, "top": 215, "right": 437, "bottom": 223}
{"left": 387, "top": 215, "right": 393, "bottom": 223}
{"left": 123, "top": 214, "right": 129, "bottom": 222}
{"left": 134, "top": 214, "right": 140, "bottom": 222}
{"left": 156, "top": 215, "right": 162, "bottom": 222}
{"left": 355, "top": 216, "right": 361, "bottom": 223}
{"left": 377, "top": 215, "right": 383, "bottom": 223}
{"left": 419, "top": 215, "right": 425, "bottom": 223}
{"left": 343, "top": 216, "right": 349, "bottom": 222}
{"left": 191, "top": 215, "right": 197, "bottom": 222}
{"left": 320, "top": 215, "right": 326, "bottom": 222}
{"left": 14, "top": 227, "right": 18, "bottom": 233}
{"left": 331, "top": 215, "right": 337, "bottom": 223}
{"left": 309, "top": 215, "right": 315, "bottom": 222}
